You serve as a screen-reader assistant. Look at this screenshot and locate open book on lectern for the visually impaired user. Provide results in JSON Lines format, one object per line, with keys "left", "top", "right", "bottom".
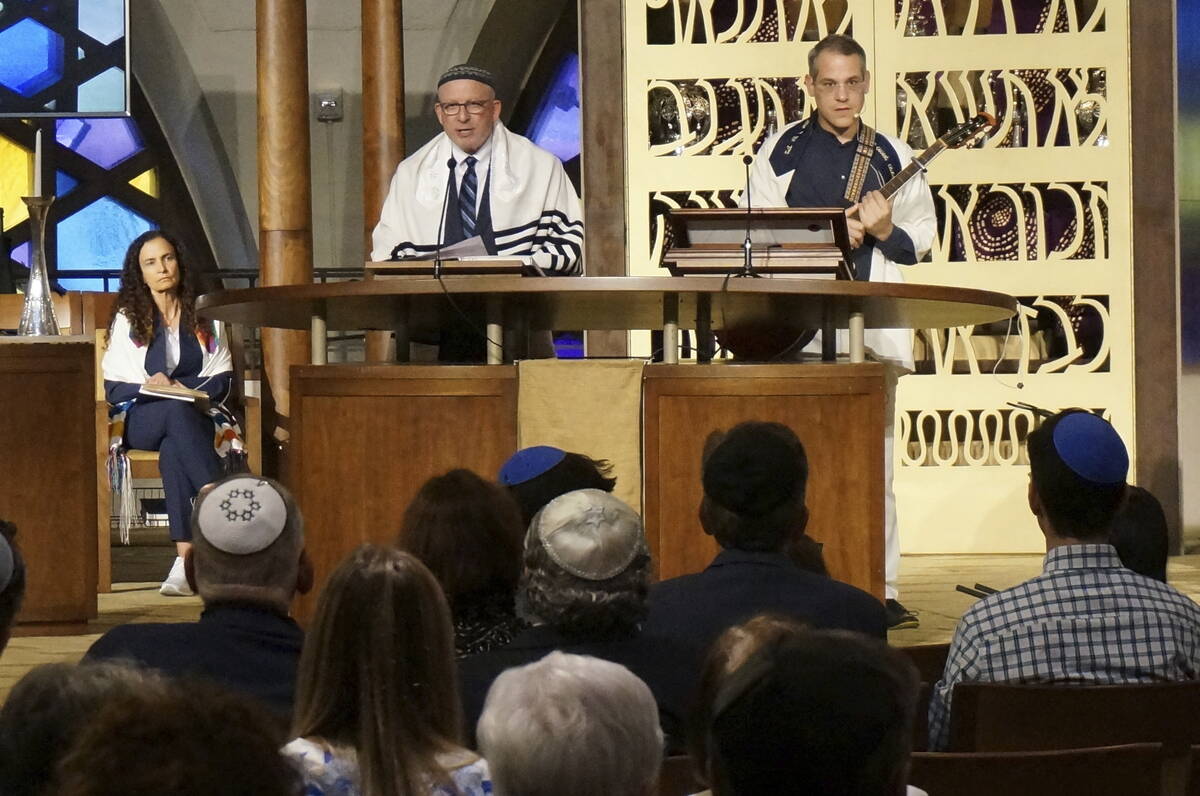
{"left": 661, "top": 207, "right": 855, "bottom": 279}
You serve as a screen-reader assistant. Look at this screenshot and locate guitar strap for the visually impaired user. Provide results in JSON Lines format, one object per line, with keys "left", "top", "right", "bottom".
{"left": 843, "top": 121, "right": 876, "bottom": 205}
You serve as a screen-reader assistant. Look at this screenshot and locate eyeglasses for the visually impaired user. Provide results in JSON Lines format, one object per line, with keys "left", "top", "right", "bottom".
{"left": 813, "top": 78, "right": 867, "bottom": 94}
{"left": 437, "top": 100, "right": 493, "bottom": 116}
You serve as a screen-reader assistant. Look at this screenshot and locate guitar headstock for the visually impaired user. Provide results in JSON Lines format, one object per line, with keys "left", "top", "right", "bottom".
{"left": 940, "top": 112, "right": 997, "bottom": 149}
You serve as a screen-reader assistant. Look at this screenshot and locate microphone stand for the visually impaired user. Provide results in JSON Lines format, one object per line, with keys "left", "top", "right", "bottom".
{"left": 739, "top": 154, "right": 759, "bottom": 278}
{"left": 433, "top": 156, "right": 455, "bottom": 279}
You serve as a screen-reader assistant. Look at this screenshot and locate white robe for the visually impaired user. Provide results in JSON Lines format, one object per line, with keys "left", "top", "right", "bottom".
{"left": 371, "top": 121, "right": 583, "bottom": 275}
{"left": 748, "top": 121, "right": 937, "bottom": 369}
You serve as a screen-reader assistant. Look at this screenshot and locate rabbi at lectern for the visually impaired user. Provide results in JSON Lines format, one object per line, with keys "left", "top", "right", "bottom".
{"left": 746, "top": 33, "right": 936, "bottom": 630}
{"left": 370, "top": 64, "right": 584, "bottom": 275}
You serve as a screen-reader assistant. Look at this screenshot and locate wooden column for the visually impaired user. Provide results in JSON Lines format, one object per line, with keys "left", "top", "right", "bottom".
{"left": 257, "top": 0, "right": 313, "bottom": 465}
{"left": 362, "top": 0, "right": 405, "bottom": 362}
{"left": 1130, "top": 0, "right": 1181, "bottom": 551}
{"left": 580, "top": 0, "right": 628, "bottom": 356}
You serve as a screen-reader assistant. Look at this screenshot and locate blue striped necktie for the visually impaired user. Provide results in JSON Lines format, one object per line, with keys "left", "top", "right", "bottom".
{"left": 458, "top": 156, "right": 478, "bottom": 238}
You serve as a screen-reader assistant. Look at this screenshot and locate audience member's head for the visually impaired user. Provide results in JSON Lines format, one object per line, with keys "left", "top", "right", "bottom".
{"left": 687, "top": 614, "right": 810, "bottom": 779}
{"left": 1111, "top": 485, "right": 1170, "bottom": 582}
{"left": 0, "top": 519, "right": 27, "bottom": 654}
{"left": 0, "top": 662, "right": 160, "bottom": 796}
{"left": 519, "top": 489, "right": 650, "bottom": 640}
{"left": 703, "top": 625, "right": 919, "bottom": 796}
{"left": 1026, "top": 409, "right": 1128, "bottom": 542}
{"left": 699, "top": 422, "right": 809, "bottom": 553}
{"left": 478, "top": 651, "right": 662, "bottom": 796}
{"left": 187, "top": 474, "right": 312, "bottom": 612}
{"left": 398, "top": 468, "right": 525, "bottom": 606}
{"left": 53, "top": 679, "right": 298, "bottom": 796}
{"left": 292, "top": 544, "right": 466, "bottom": 794}
{"left": 500, "top": 445, "right": 618, "bottom": 526}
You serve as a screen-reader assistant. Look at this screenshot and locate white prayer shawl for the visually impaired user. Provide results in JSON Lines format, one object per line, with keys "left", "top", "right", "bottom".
{"left": 371, "top": 121, "right": 584, "bottom": 275}
{"left": 102, "top": 310, "right": 232, "bottom": 385}
{"left": 748, "top": 122, "right": 937, "bottom": 370}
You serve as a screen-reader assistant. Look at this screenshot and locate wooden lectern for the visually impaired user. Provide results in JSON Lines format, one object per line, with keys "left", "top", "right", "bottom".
{"left": 662, "top": 207, "right": 855, "bottom": 279}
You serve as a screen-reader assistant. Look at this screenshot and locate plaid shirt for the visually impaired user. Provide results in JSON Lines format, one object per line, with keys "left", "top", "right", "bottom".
{"left": 928, "top": 544, "right": 1200, "bottom": 750}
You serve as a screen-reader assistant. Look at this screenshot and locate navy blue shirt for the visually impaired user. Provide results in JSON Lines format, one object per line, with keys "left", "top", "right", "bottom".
{"left": 776, "top": 121, "right": 918, "bottom": 278}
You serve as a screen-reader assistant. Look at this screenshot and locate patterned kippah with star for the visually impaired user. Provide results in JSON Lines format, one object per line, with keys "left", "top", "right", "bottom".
{"left": 196, "top": 477, "right": 288, "bottom": 555}
{"left": 528, "top": 489, "right": 646, "bottom": 581}
{"left": 437, "top": 63, "right": 497, "bottom": 89}
{"left": 0, "top": 533, "right": 13, "bottom": 593}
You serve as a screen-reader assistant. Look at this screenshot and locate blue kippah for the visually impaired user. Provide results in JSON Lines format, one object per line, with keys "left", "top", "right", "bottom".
{"left": 499, "top": 446, "right": 567, "bottom": 486}
{"left": 1052, "top": 412, "right": 1128, "bottom": 485}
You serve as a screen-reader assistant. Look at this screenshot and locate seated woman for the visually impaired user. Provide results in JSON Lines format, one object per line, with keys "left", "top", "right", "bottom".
{"left": 101, "top": 230, "right": 244, "bottom": 596}
{"left": 397, "top": 469, "right": 526, "bottom": 657}
{"left": 284, "top": 545, "right": 492, "bottom": 796}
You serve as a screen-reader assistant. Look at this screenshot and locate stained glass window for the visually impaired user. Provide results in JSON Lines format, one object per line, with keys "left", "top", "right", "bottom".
{"left": 1, "top": 89, "right": 169, "bottom": 292}
{"left": 0, "top": 1, "right": 130, "bottom": 117}
{"left": 526, "top": 53, "right": 581, "bottom": 164}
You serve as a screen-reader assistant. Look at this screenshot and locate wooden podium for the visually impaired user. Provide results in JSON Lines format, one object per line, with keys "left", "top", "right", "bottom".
{"left": 199, "top": 276, "right": 1015, "bottom": 619}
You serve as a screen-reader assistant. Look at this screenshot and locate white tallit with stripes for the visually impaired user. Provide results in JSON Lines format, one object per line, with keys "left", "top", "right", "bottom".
{"left": 370, "top": 121, "right": 583, "bottom": 275}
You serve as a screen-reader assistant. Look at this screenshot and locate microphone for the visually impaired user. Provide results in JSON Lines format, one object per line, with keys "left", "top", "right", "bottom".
{"left": 740, "top": 153, "right": 757, "bottom": 278}
{"left": 433, "top": 156, "right": 455, "bottom": 279}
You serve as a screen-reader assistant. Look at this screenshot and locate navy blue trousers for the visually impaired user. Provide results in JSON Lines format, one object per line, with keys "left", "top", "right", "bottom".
{"left": 125, "top": 399, "right": 221, "bottom": 542}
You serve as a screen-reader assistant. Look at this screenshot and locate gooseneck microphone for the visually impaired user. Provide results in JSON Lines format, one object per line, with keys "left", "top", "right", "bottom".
{"left": 740, "top": 153, "right": 758, "bottom": 278}
{"left": 433, "top": 156, "right": 455, "bottom": 279}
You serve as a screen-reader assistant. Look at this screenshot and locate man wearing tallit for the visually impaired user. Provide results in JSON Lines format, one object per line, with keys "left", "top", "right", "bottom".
{"left": 371, "top": 64, "right": 583, "bottom": 275}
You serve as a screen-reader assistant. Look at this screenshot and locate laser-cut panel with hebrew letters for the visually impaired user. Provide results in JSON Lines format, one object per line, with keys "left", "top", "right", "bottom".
{"left": 623, "top": 0, "right": 1133, "bottom": 553}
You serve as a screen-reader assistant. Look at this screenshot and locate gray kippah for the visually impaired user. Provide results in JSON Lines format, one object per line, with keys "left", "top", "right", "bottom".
{"left": 528, "top": 489, "right": 646, "bottom": 581}
{"left": 0, "top": 534, "right": 12, "bottom": 594}
{"left": 196, "top": 477, "right": 288, "bottom": 555}
{"left": 438, "top": 64, "right": 497, "bottom": 89}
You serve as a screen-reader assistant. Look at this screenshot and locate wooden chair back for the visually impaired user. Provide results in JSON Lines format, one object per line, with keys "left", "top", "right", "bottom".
{"left": 900, "top": 642, "right": 951, "bottom": 683}
{"left": 0, "top": 292, "right": 82, "bottom": 333}
{"left": 948, "top": 681, "right": 1200, "bottom": 753}
{"left": 910, "top": 744, "right": 1177, "bottom": 796}
{"left": 658, "top": 755, "right": 703, "bottom": 796}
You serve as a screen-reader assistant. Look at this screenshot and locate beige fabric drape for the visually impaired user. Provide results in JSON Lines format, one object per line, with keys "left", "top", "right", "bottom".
{"left": 516, "top": 359, "right": 645, "bottom": 512}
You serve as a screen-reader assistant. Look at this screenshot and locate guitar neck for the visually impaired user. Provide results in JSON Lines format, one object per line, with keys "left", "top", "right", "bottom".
{"left": 879, "top": 140, "right": 947, "bottom": 200}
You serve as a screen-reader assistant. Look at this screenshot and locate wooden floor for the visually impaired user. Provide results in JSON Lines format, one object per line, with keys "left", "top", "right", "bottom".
{"left": 5, "top": 549, "right": 1200, "bottom": 702}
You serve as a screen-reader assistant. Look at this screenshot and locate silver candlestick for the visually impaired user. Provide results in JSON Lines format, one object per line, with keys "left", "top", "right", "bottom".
{"left": 18, "top": 195, "right": 60, "bottom": 336}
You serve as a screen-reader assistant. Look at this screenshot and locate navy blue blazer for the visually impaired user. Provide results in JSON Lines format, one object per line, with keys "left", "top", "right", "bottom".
{"left": 644, "top": 549, "right": 888, "bottom": 652}
{"left": 84, "top": 600, "right": 303, "bottom": 722}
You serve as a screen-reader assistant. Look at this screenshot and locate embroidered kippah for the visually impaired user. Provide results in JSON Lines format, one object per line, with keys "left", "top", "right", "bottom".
{"left": 196, "top": 477, "right": 288, "bottom": 555}
{"left": 0, "top": 533, "right": 13, "bottom": 594}
{"left": 1052, "top": 412, "right": 1128, "bottom": 485}
{"left": 438, "top": 64, "right": 497, "bottom": 89}
{"left": 499, "top": 446, "right": 567, "bottom": 486}
{"left": 529, "top": 489, "right": 645, "bottom": 581}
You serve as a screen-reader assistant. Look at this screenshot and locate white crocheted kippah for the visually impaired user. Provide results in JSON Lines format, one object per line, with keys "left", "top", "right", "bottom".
{"left": 196, "top": 477, "right": 287, "bottom": 555}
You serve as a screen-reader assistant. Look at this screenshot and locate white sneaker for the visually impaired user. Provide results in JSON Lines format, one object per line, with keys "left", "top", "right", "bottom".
{"left": 159, "top": 556, "right": 193, "bottom": 597}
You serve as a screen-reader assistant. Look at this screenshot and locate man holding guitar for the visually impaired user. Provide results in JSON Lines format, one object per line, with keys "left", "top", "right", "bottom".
{"left": 747, "top": 34, "right": 937, "bottom": 630}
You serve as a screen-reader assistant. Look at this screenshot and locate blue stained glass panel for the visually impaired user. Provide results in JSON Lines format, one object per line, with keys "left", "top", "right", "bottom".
{"left": 57, "top": 196, "right": 151, "bottom": 276}
{"left": 11, "top": 242, "right": 30, "bottom": 267}
{"left": 56, "top": 117, "right": 143, "bottom": 168}
{"left": 77, "top": 66, "right": 126, "bottom": 113}
{"left": 56, "top": 170, "right": 78, "bottom": 196}
{"left": 526, "top": 53, "right": 581, "bottom": 164}
{"left": 0, "top": 19, "right": 65, "bottom": 98}
{"left": 78, "top": 0, "right": 127, "bottom": 46}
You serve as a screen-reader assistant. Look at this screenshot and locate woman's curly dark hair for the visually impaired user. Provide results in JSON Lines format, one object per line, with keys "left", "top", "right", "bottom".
{"left": 107, "top": 230, "right": 199, "bottom": 346}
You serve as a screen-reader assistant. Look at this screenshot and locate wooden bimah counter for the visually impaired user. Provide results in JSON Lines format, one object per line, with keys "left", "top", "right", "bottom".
{"left": 0, "top": 337, "right": 98, "bottom": 632}
{"left": 198, "top": 276, "right": 1015, "bottom": 620}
